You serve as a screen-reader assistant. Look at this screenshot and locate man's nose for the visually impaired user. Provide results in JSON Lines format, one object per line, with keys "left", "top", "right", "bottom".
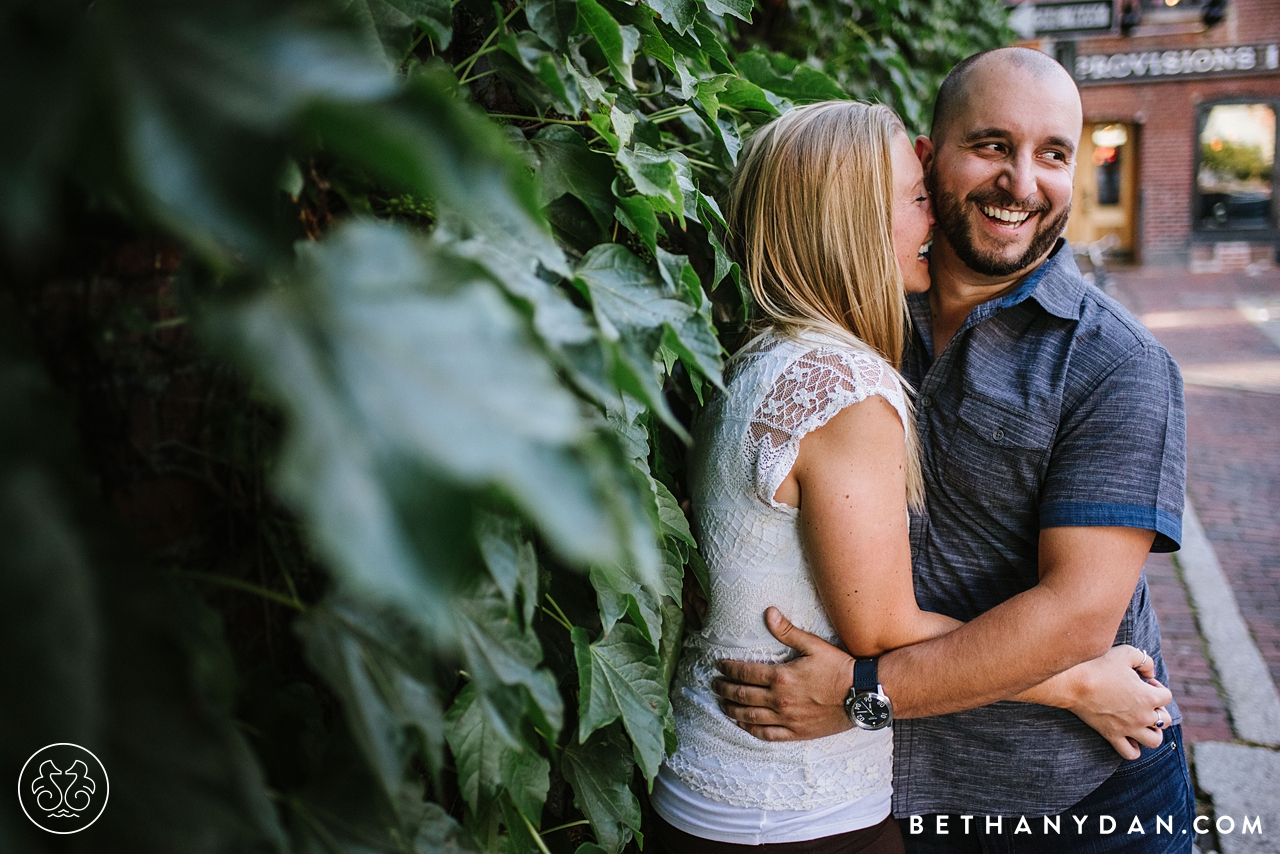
{"left": 996, "top": 151, "right": 1037, "bottom": 202}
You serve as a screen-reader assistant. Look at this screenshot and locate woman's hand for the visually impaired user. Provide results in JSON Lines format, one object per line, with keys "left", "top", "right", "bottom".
{"left": 1017, "top": 644, "right": 1173, "bottom": 760}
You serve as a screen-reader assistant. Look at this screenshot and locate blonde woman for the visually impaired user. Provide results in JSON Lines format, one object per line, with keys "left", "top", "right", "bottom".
{"left": 649, "top": 102, "right": 1165, "bottom": 854}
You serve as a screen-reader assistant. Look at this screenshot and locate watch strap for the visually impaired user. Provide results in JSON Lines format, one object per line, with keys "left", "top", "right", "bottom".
{"left": 853, "top": 658, "right": 878, "bottom": 693}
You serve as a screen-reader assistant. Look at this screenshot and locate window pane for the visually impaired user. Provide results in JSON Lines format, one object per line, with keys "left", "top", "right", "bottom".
{"left": 1198, "top": 104, "right": 1276, "bottom": 231}
{"left": 1094, "top": 144, "right": 1122, "bottom": 206}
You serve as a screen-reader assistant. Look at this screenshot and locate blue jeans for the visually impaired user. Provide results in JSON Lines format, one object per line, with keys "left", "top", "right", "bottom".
{"left": 900, "top": 726, "right": 1195, "bottom": 854}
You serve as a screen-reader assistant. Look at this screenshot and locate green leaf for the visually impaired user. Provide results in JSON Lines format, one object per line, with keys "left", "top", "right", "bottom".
{"left": 577, "top": 0, "right": 640, "bottom": 88}
{"left": 614, "top": 194, "right": 659, "bottom": 256}
{"left": 497, "top": 32, "right": 584, "bottom": 115}
{"left": 719, "top": 77, "right": 784, "bottom": 115}
{"left": 695, "top": 75, "right": 730, "bottom": 122}
{"left": 589, "top": 560, "right": 662, "bottom": 645}
{"left": 657, "top": 596, "right": 685, "bottom": 690}
{"left": 610, "top": 105, "right": 637, "bottom": 148}
{"left": 640, "top": 30, "right": 677, "bottom": 71}
{"left": 616, "top": 143, "right": 680, "bottom": 203}
{"left": 674, "top": 57, "right": 699, "bottom": 100}
{"left": 651, "top": 476, "right": 695, "bottom": 547}
{"left": 702, "top": 0, "right": 754, "bottom": 22}
{"left": 413, "top": 802, "right": 487, "bottom": 852}
{"left": 655, "top": 247, "right": 698, "bottom": 306}
{"left": 562, "top": 727, "right": 643, "bottom": 853}
{"left": 575, "top": 243, "right": 697, "bottom": 435}
{"left": 685, "top": 544, "right": 710, "bottom": 599}
{"left": 444, "top": 684, "right": 550, "bottom": 822}
{"left": 531, "top": 125, "right": 617, "bottom": 230}
{"left": 477, "top": 513, "right": 540, "bottom": 627}
{"left": 526, "top": 0, "right": 579, "bottom": 50}
{"left": 455, "top": 582, "right": 563, "bottom": 741}
{"left": 307, "top": 65, "right": 567, "bottom": 277}
{"left": 297, "top": 606, "right": 446, "bottom": 809}
{"left": 737, "top": 49, "right": 848, "bottom": 103}
{"left": 572, "top": 623, "right": 670, "bottom": 780}
{"left": 348, "top": 0, "right": 454, "bottom": 56}
{"left": 692, "top": 18, "right": 735, "bottom": 73}
{"left": 441, "top": 228, "right": 595, "bottom": 348}
{"left": 646, "top": 0, "right": 697, "bottom": 33}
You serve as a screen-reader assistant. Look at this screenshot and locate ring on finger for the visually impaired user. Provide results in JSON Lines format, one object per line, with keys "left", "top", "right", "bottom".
{"left": 1155, "top": 709, "right": 1166, "bottom": 729}
{"left": 1138, "top": 649, "right": 1149, "bottom": 669}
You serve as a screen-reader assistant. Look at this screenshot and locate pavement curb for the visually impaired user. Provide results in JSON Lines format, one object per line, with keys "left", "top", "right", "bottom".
{"left": 1173, "top": 501, "right": 1280, "bottom": 747}
{"left": 1191, "top": 743, "right": 1279, "bottom": 854}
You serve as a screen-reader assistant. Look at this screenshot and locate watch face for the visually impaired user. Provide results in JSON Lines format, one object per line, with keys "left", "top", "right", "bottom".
{"left": 851, "top": 693, "right": 892, "bottom": 730}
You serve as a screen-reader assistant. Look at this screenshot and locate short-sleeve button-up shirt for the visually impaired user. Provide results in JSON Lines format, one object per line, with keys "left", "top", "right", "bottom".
{"left": 892, "top": 240, "right": 1187, "bottom": 817}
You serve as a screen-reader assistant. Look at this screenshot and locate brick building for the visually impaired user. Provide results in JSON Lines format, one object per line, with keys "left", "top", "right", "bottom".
{"left": 1013, "top": 0, "right": 1280, "bottom": 269}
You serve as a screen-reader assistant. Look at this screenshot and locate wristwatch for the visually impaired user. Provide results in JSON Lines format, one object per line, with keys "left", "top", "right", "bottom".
{"left": 845, "top": 658, "right": 894, "bottom": 730}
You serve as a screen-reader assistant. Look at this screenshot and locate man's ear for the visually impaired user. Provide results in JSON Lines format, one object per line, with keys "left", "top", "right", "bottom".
{"left": 914, "top": 135, "right": 935, "bottom": 172}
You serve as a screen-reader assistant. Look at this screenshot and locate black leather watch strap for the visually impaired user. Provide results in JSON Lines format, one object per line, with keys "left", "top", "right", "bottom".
{"left": 853, "top": 658, "right": 878, "bottom": 693}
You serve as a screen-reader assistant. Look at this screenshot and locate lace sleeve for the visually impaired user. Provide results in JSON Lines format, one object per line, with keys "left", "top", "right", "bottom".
{"left": 747, "top": 347, "right": 908, "bottom": 508}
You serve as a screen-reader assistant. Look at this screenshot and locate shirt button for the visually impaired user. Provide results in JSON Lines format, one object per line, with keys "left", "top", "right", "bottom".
{"left": 993, "top": 427, "right": 1005, "bottom": 441}
{"left": 920, "top": 395, "right": 932, "bottom": 408}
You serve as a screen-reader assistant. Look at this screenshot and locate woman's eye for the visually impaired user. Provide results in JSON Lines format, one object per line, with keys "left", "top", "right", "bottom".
{"left": 915, "top": 196, "right": 929, "bottom": 203}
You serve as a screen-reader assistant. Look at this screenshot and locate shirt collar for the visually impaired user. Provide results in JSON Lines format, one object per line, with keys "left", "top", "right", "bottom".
{"left": 906, "top": 239, "right": 1085, "bottom": 365}
{"left": 991, "top": 240, "right": 1084, "bottom": 321}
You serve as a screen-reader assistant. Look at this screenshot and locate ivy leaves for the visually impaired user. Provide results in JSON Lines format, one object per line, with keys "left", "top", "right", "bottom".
{"left": 573, "top": 624, "right": 672, "bottom": 780}
{"left": 0, "top": 0, "right": 1010, "bottom": 851}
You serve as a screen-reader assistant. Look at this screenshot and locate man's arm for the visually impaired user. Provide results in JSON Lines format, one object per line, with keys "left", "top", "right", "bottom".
{"left": 714, "top": 525, "right": 1171, "bottom": 756}
{"left": 880, "top": 525, "right": 1153, "bottom": 715}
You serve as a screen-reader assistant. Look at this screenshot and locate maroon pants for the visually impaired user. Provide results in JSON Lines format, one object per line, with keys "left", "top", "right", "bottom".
{"left": 650, "top": 812, "right": 906, "bottom": 854}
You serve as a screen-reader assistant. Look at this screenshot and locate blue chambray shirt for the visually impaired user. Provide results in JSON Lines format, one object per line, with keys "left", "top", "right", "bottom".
{"left": 892, "top": 240, "right": 1187, "bottom": 817}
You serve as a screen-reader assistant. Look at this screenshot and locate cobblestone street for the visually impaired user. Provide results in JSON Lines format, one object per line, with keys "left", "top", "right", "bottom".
{"left": 1110, "top": 265, "right": 1280, "bottom": 852}
{"left": 1112, "top": 266, "right": 1280, "bottom": 739}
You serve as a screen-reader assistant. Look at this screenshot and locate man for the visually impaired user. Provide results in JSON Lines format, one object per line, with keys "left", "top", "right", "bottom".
{"left": 710, "top": 47, "right": 1195, "bottom": 852}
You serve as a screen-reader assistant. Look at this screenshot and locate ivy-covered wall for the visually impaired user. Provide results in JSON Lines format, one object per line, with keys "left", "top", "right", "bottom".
{"left": 0, "top": 1, "right": 1009, "bottom": 851}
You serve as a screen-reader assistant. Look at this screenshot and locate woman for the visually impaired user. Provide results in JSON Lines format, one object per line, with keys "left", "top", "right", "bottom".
{"left": 649, "top": 102, "right": 1166, "bottom": 853}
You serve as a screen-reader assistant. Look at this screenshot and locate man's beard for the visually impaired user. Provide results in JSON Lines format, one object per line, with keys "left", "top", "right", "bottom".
{"left": 931, "top": 180, "right": 1070, "bottom": 278}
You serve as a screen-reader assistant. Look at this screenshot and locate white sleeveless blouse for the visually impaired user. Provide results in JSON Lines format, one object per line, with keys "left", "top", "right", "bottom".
{"left": 662, "top": 328, "right": 910, "bottom": 813}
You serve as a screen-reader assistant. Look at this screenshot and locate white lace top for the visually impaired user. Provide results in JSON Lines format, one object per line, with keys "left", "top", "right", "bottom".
{"left": 662, "top": 327, "right": 910, "bottom": 812}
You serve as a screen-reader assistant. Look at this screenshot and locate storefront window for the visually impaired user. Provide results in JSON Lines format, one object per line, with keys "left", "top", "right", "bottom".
{"left": 1092, "top": 125, "right": 1127, "bottom": 206}
{"left": 1196, "top": 103, "right": 1276, "bottom": 231}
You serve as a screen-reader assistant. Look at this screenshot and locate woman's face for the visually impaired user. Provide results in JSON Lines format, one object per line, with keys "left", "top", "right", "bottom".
{"left": 890, "top": 131, "right": 935, "bottom": 294}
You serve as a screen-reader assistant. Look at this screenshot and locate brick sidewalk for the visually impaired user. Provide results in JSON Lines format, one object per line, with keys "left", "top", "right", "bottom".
{"left": 1111, "top": 266, "right": 1280, "bottom": 744}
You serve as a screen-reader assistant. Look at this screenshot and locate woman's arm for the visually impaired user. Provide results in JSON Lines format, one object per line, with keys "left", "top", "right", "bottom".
{"left": 1011, "top": 645, "right": 1172, "bottom": 756}
{"left": 785, "top": 394, "right": 961, "bottom": 657}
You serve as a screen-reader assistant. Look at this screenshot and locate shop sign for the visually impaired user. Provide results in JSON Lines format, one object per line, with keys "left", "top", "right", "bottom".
{"left": 1074, "top": 44, "right": 1280, "bottom": 84}
{"left": 1008, "top": 1, "right": 1113, "bottom": 39}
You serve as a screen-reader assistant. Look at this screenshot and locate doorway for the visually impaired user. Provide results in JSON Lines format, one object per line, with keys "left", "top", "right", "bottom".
{"left": 1067, "top": 122, "right": 1137, "bottom": 258}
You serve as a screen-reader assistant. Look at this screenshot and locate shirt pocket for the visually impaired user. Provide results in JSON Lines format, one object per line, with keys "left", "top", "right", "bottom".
{"left": 944, "top": 394, "right": 1056, "bottom": 506}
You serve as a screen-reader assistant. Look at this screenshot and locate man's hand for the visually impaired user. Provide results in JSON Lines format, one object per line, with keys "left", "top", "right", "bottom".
{"left": 711, "top": 607, "right": 855, "bottom": 741}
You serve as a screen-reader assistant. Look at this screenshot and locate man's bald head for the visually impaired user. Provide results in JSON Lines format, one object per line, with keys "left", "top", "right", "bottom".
{"left": 930, "top": 48, "right": 1078, "bottom": 144}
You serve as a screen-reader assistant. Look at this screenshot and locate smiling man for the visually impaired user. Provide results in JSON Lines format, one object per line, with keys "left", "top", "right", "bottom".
{"left": 710, "top": 48, "right": 1195, "bottom": 852}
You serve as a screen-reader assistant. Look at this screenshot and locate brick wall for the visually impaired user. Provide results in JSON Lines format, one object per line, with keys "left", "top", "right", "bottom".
{"left": 1028, "top": 0, "right": 1280, "bottom": 264}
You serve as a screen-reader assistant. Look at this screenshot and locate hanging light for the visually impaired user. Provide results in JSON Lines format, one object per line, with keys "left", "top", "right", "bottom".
{"left": 1091, "top": 125, "right": 1129, "bottom": 148}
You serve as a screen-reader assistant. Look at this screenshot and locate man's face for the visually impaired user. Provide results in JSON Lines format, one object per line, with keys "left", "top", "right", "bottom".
{"left": 926, "top": 63, "right": 1082, "bottom": 279}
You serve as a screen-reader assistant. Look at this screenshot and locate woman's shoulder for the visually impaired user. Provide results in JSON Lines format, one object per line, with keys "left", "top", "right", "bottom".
{"left": 730, "top": 326, "right": 898, "bottom": 386}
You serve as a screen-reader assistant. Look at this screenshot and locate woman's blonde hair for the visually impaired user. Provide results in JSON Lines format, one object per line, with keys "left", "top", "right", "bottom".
{"left": 727, "top": 100, "right": 925, "bottom": 509}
